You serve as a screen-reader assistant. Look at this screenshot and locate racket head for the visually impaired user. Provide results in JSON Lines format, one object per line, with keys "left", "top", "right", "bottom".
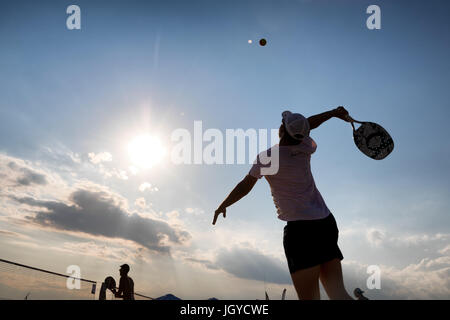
{"left": 352, "top": 121, "right": 394, "bottom": 160}
{"left": 104, "top": 276, "right": 116, "bottom": 290}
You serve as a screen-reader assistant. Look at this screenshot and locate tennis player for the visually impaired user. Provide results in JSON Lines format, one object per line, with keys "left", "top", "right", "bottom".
{"left": 213, "top": 107, "right": 353, "bottom": 300}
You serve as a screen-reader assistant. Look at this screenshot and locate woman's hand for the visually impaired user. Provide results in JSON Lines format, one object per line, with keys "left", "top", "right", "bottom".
{"left": 332, "top": 106, "right": 352, "bottom": 122}
{"left": 212, "top": 206, "right": 226, "bottom": 225}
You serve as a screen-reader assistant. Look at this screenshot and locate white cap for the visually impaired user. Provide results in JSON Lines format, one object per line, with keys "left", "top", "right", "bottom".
{"left": 282, "top": 111, "right": 310, "bottom": 140}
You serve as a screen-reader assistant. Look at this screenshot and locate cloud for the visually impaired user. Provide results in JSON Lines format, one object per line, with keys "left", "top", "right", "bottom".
{"left": 10, "top": 189, "right": 190, "bottom": 254}
{"left": 7, "top": 161, "right": 47, "bottom": 186}
{"left": 187, "top": 246, "right": 291, "bottom": 285}
{"left": 134, "top": 197, "right": 150, "bottom": 210}
{"left": 185, "top": 208, "right": 204, "bottom": 215}
{"left": 0, "top": 229, "right": 29, "bottom": 239}
{"left": 82, "top": 151, "right": 129, "bottom": 181}
{"left": 216, "top": 247, "right": 291, "bottom": 285}
{"left": 365, "top": 229, "right": 449, "bottom": 249}
{"left": 367, "top": 229, "right": 385, "bottom": 247}
{"left": 166, "top": 211, "right": 180, "bottom": 219}
{"left": 184, "top": 257, "right": 220, "bottom": 271}
{"left": 38, "top": 146, "right": 82, "bottom": 168}
{"left": 139, "top": 182, "right": 158, "bottom": 193}
{"left": 439, "top": 245, "right": 450, "bottom": 255}
{"left": 0, "top": 155, "right": 69, "bottom": 202}
{"left": 17, "top": 168, "right": 47, "bottom": 186}
{"left": 339, "top": 226, "right": 450, "bottom": 299}
{"left": 38, "top": 148, "right": 127, "bottom": 181}
{"left": 88, "top": 152, "right": 112, "bottom": 164}
{"left": 342, "top": 255, "right": 450, "bottom": 299}
{"left": 55, "top": 241, "right": 145, "bottom": 262}
{"left": 102, "top": 167, "right": 128, "bottom": 180}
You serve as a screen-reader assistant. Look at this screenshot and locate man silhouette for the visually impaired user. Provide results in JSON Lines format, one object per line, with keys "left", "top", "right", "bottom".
{"left": 113, "top": 264, "right": 135, "bottom": 300}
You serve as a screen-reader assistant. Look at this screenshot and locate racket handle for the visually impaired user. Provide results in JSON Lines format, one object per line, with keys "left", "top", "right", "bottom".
{"left": 345, "top": 115, "right": 357, "bottom": 131}
{"left": 345, "top": 115, "right": 355, "bottom": 122}
{"left": 349, "top": 117, "right": 364, "bottom": 124}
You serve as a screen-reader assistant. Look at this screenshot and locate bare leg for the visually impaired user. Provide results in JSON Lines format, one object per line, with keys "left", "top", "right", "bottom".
{"left": 319, "top": 258, "right": 353, "bottom": 300}
{"left": 290, "top": 265, "right": 321, "bottom": 300}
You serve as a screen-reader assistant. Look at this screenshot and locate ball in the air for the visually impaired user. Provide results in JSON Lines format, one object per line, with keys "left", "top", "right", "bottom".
{"left": 259, "top": 38, "right": 267, "bottom": 46}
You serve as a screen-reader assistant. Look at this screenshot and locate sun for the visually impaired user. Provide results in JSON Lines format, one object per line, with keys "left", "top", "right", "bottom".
{"left": 128, "top": 134, "right": 166, "bottom": 169}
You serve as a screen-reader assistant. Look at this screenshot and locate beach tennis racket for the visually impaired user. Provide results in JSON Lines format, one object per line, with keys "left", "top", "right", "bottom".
{"left": 345, "top": 115, "right": 394, "bottom": 160}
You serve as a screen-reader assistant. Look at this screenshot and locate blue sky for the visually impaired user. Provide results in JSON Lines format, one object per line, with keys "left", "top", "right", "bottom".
{"left": 0, "top": 0, "right": 449, "bottom": 299}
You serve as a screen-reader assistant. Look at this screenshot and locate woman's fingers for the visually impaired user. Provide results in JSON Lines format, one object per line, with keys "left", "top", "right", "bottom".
{"left": 212, "top": 208, "right": 226, "bottom": 225}
{"left": 212, "top": 211, "right": 219, "bottom": 225}
{"left": 334, "top": 106, "right": 353, "bottom": 122}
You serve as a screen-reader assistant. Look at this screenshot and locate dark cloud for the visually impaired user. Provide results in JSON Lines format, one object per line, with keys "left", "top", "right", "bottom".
{"left": 214, "top": 247, "right": 291, "bottom": 285}
{"left": 16, "top": 168, "right": 47, "bottom": 186}
{"left": 11, "top": 189, "right": 190, "bottom": 254}
{"left": 184, "top": 248, "right": 291, "bottom": 284}
{"left": 7, "top": 161, "right": 47, "bottom": 186}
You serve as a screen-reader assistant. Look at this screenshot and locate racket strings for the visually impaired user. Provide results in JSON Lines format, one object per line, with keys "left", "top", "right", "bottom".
{"left": 353, "top": 122, "right": 394, "bottom": 160}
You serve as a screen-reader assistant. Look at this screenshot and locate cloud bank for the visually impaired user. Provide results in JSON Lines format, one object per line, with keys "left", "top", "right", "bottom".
{"left": 11, "top": 189, "right": 190, "bottom": 254}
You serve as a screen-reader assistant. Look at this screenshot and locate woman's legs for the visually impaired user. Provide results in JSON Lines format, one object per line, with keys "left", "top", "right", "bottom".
{"left": 319, "top": 258, "right": 353, "bottom": 300}
{"left": 290, "top": 264, "right": 321, "bottom": 300}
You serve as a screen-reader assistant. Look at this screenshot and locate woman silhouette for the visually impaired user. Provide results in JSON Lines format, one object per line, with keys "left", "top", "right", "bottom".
{"left": 213, "top": 107, "right": 354, "bottom": 300}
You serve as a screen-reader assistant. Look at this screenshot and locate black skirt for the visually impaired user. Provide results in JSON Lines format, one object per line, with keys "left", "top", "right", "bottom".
{"left": 283, "top": 213, "right": 344, "bottom": 274}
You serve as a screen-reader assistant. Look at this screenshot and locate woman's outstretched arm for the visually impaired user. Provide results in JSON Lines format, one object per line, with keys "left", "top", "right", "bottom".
{"left": 213, "top": 174, "right": 258, "bottom": 225}
{"left": 308, "top": 106, "right": 351, "bottom": 130}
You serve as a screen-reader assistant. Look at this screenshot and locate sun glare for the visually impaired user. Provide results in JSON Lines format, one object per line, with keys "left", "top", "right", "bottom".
{"left": 128, "top": 134, "right": 166, "bottom": 169}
